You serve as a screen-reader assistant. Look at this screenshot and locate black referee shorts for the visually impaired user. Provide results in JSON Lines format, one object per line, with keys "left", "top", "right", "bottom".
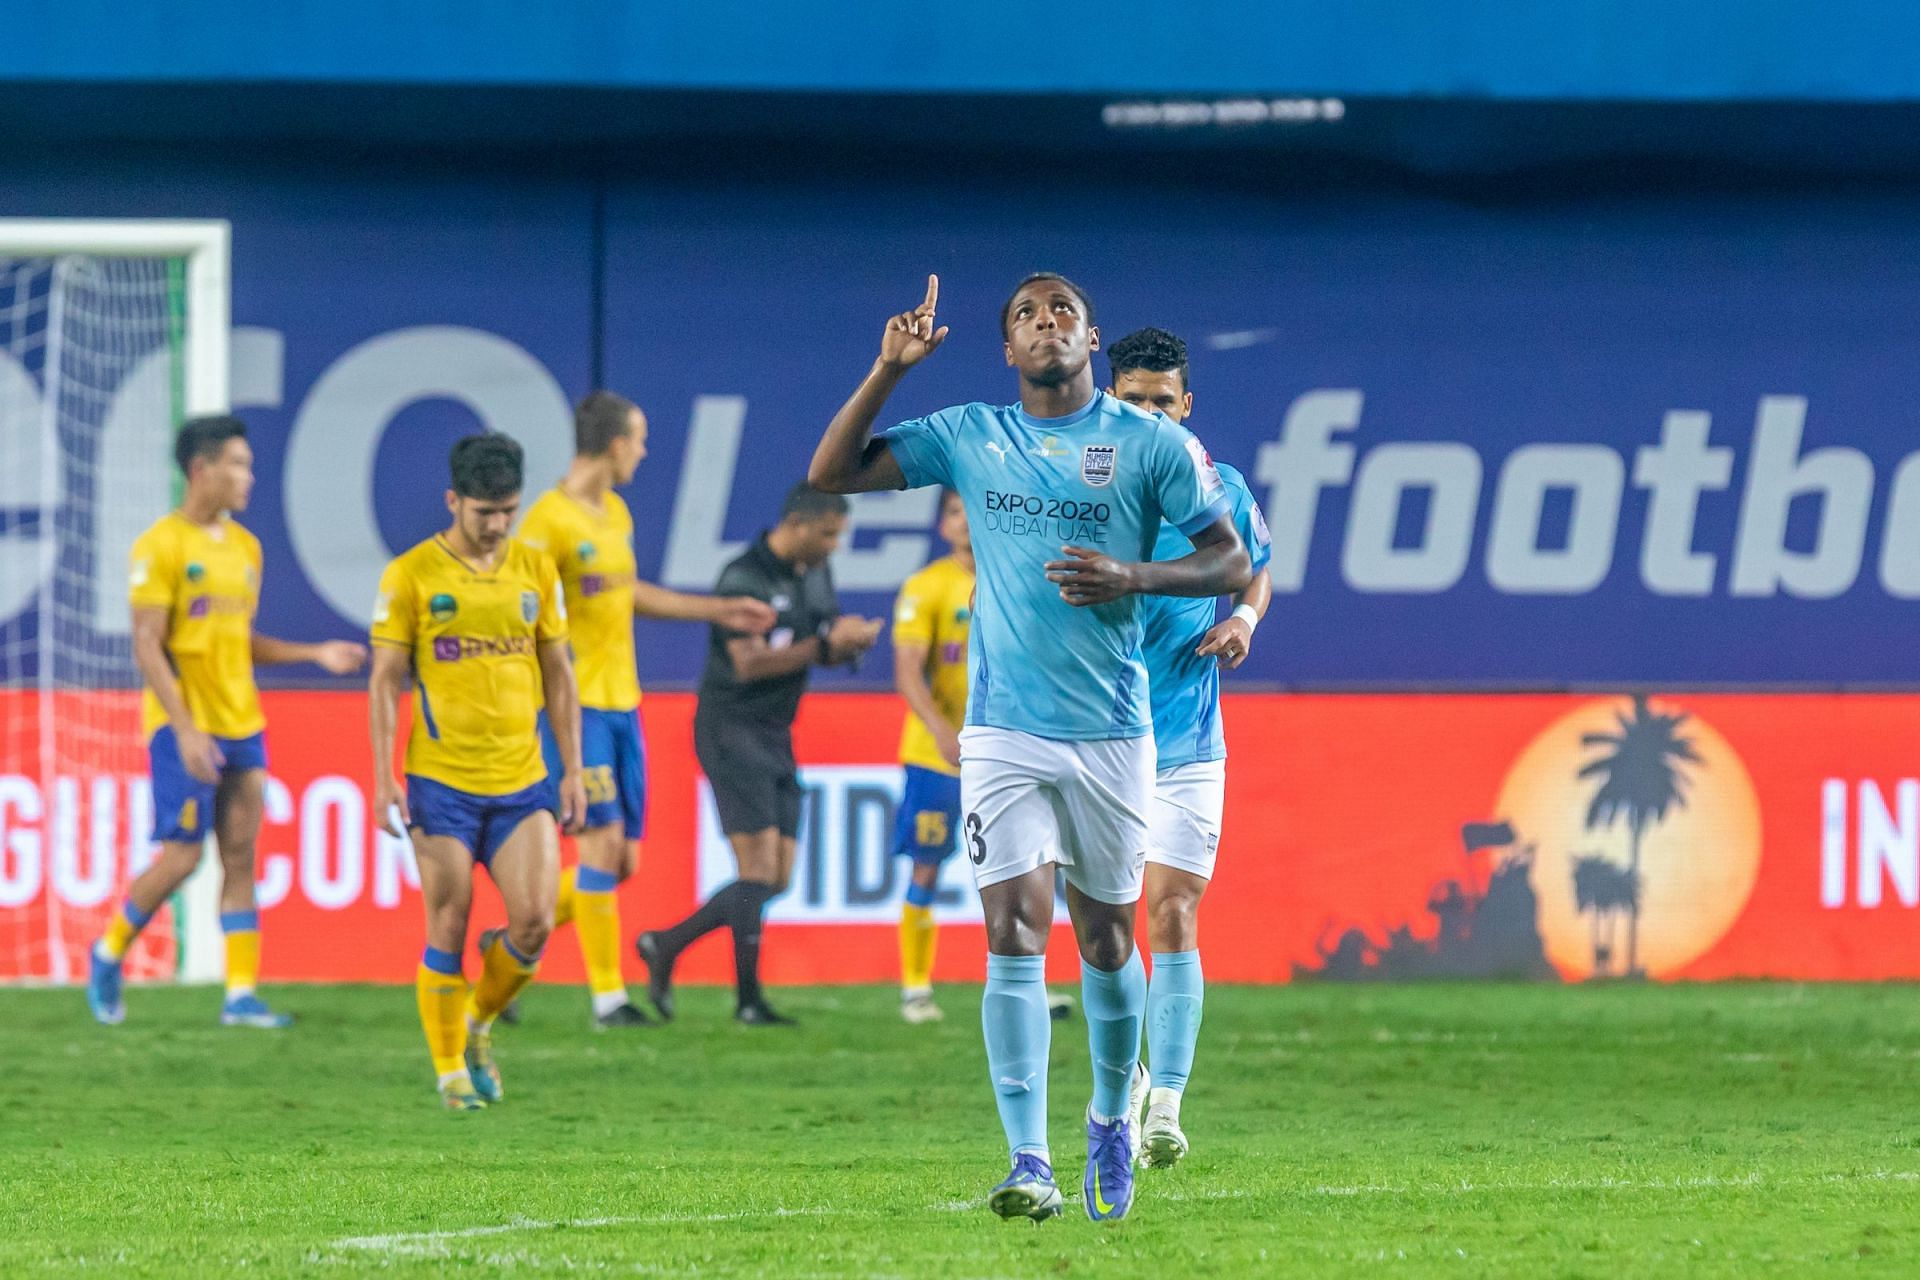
{"left": 694, "top": 713, "right": 804, "bottom": 838}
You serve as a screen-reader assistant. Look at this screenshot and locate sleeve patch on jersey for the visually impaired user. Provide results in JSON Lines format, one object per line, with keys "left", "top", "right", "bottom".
{"left": 130, "top": 559, "right": 150, "bottom": 588}
{"left": 1249, "top": 501, "right": 1272, "bottom": 549}
{"left": 371, "top": 591, "right": 391, "bottom": 624}
{"left": 1184, "top": 436, "right": 1224, "bottom": 494}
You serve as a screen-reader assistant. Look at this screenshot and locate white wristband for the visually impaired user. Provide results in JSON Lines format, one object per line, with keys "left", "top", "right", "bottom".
{"left": 1230, "top": 603, "right": 1260, "bottom": 632}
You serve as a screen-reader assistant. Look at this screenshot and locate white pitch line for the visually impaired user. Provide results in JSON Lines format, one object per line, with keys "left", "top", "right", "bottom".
{"left": 332, "top": 1206, "right": 845, "bottom": 1256}
{"left": 329, "top": 1170, "right": 1920, "bottom": 1257}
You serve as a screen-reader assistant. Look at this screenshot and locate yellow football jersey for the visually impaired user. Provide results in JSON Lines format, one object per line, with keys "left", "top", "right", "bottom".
{"left": 128, "top": 511, "right": 265, "bottom": 740}
{"left": 516, "top": 487, "right": 639, "bottom": 712}
{"left": 893, "top": 556, "right": 973, "bottom": 776}
{"left": 371, "top": 535, "right": 568, "bottom": 796}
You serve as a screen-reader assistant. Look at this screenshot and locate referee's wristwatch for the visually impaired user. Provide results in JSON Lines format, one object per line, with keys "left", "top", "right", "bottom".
{"left": 814, "top": 617, "right": 837, "bottom": 664}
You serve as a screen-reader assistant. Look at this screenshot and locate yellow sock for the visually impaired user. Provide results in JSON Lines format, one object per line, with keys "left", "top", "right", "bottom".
{"left": 552, "top": 865, "right": 578, "bottom": 931}
{"left": 469, "top": 933, "right": 539, "bottom": 1026}
{"left": 224, "top": 930, "right": 261, "bottom": 996}
{"left": 899, "top": 902, "right": 937, "bottom": 992}
{"left": 98, "top": 899, "right": 150, "bottom": 962}
{"left": 574, "top": 885, "right": 625, "bottom": 999}
{"left": 416, "top": 961, "right": 469, "bottom": 1078}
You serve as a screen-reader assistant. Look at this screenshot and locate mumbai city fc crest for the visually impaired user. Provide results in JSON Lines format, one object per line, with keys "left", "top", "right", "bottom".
{"left": 521, "top": 591, "right": 540, "bottom": 623}
{"left": 578, "top": 541, "right": 597, "bottom": 563}
{"left": 185, "top": 562, "right": 205, "bottom": 583}
{"left": 429, "top": 593, "right": 458, "bottom": 621}
{"left": 1082, "top": 445, "right": 1117, "bottom": 488}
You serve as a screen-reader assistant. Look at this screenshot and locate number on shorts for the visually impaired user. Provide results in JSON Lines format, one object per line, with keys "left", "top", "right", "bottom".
{"left": 915, "top": 810, "right": 950, "bottom": 848}
{"left": 583, "top": 765, "right": 617, "bottom": 806}
{"left": 965, "top": 811, "right": 986, "bottom": 865}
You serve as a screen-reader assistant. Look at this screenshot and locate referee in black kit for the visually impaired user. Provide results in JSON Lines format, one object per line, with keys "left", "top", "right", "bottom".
{"left": 638, "top": 484, "right": 884, "bottom": 1024}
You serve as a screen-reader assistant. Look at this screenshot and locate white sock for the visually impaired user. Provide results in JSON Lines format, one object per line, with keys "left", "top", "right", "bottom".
{"left": 225, "top": 985, "right": 255, "bottom": 1001}
{"left": 437, "top": 1069, "right": 473, "bottom": 1091}
{"left": 591, "top": 989, "right": 630, "bottom": 1018}
{"left": 902, "top": 985, "right": 932, "bottom": 1001}
{"left": 1148, "top": 1086, "right": 1183, "bottom": 1116}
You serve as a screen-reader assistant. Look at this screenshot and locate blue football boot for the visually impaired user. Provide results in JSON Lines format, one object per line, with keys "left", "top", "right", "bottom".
{"left": 220, "top": 992, "right": 295, "bottom": 1028}
{"left": 1083, "top": 1106, "right": 1137, "bottom": 1222}
{"left": 86, "top": 948, "right": 125, "bottom": 1026}
{"left": 988, "top": 1151, "right": 1063, "bottom": 1221}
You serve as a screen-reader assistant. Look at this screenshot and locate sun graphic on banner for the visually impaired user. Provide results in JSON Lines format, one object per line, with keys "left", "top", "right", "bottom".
{"left": 1493, "top": 696, "right": 1762, "bottom": 981}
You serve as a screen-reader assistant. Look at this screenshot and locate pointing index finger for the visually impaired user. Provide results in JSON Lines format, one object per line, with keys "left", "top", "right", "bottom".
{"left": 924, "top": 274, "right": 939, "bottom": 312}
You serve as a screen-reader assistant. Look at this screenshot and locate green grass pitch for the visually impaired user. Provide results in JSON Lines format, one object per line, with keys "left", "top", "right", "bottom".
{"left": 4, "top": 980, "right": 1919, "bottom": 1276}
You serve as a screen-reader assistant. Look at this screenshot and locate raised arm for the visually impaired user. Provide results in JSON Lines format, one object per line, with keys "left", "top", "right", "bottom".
{"left": 809, "top": 274, "right": 948, "bottom": 495}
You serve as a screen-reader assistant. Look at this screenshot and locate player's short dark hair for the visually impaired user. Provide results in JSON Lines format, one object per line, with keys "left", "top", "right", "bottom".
{"left": 574, "top": 390, "right": 637, "bottom": 457}
{"left": 1000, "top": 272, "right": 1096, "bottom": 339}
{"left": 1107, "top": 326, "right": 1191, "bottom": 392}
{"left": 449, "top": 433, "right": 524, "bottom": 501}
{"left": 779, "top": 483, "right": 850, "bottom": 524}
{"left": 174, "top": 414, "right": 248, "bottom": 477}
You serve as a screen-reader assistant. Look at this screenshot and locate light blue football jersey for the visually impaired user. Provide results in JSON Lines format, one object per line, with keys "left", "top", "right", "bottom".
{"left": 1139, "top": 460, "right": 1272, "bottom": 771}
{"left": 884, "top": 391, "right": 1231, "bottom": 741}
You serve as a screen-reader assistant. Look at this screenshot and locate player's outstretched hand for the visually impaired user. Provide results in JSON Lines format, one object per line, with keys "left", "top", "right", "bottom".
{"left": 375, "top": 775, "right": 410, "bottom": 837}
{"left": 558, "top": 770, "right": 589, "bottom": 835}
{"left": 1196, "top": 615, "right": 1255, "bottom": 670}
{"left": 717, "top": 596, "right": 778, "bottom": 634}
{"left": 879, "top": 275, "right": 950, "bottom": 370}
{"left": 1045, "top": 546, "right": 1137, "bottom": 607}
{"left": 315, "top": 639, "right": 370, "bottom": 675}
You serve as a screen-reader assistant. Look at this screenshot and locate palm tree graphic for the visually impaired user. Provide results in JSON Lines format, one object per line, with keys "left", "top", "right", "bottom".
{"left": 1577, "top": 695, "right": 1701, "bottom": 977}
{"left": 1571, "top": 854, "right": 1639, "bottom": 976}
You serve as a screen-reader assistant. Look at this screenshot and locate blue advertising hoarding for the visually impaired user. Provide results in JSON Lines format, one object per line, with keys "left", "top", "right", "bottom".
{"left": 7, "top": 161, "right": 1920, "bottom": 689}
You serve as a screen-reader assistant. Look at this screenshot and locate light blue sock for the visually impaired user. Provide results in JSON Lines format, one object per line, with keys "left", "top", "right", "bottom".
{"left": 982, "top": 953, "right": 1051, "bottom": 1161}
{"left": 1147, "top": 950, "right": 1204, "bottom": 1094}
{"left": 1081, "top": 948, "right": 1146, "bottom": 1120}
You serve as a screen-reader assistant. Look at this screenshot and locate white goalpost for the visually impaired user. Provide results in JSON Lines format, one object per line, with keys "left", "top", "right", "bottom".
{"left": 0, "top": 219, "right": 231, "bottom": 984}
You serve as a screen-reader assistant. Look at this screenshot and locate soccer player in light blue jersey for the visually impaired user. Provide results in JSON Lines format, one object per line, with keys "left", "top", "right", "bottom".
{"left": 809, "top": 274, "right": 1252, "bottom": 1224}
{"left": 1108, "top": 327, "right": 1274, "bottom": 1169}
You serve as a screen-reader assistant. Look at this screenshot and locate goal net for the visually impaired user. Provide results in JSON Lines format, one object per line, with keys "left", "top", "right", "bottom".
{"left": 0, "top": 222, "right": 230, "bottom": 984}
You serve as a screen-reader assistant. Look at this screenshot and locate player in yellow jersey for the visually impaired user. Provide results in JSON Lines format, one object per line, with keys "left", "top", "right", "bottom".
{"left": 87, "top": 415, "right": 367, "bottom": 1028}
{"left": 890, "top": 491, "right": 973, "bottom": 1023}
{"left": 502, "top": 391, "right": 774, "bottom": 1028}
{"left": 368, "top": 433, "right": 587, "bottom": 1112}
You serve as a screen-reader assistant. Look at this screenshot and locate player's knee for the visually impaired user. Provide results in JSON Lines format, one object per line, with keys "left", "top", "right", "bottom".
{"left": 985, "top": 912, "right": 1048, "bottom": 957}
{"left": 1079, "top": 929, "right": 1132, "bottom": 971}
{"left": 155, "top": 841, "right": 203, "bottom": 880}
{"left": 507, "top": 918, "right": 551, "bottom": 959}
{"left": 1148, "top": 892, "right": 1200, "bottom": 952}
{"left": 216, "top": 838, "right": 258, "bottom": 872}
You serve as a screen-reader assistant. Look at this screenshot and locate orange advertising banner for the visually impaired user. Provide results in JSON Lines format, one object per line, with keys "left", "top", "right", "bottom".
{"left": 4, "top": 689, "right": 1918, "bottom": 985}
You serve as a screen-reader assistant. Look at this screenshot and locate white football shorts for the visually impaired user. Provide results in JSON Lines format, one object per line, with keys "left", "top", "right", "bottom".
{"left": 1146, "top": 758, "right": 1226, "bottom": 879}
{"left": 957, "top": 726, "right": 1155, "bottom": 905}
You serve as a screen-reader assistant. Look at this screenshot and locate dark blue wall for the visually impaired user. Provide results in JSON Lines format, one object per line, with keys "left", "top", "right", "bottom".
{"left": 8, "top": 148, "right": 1920, "bottom": 690}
